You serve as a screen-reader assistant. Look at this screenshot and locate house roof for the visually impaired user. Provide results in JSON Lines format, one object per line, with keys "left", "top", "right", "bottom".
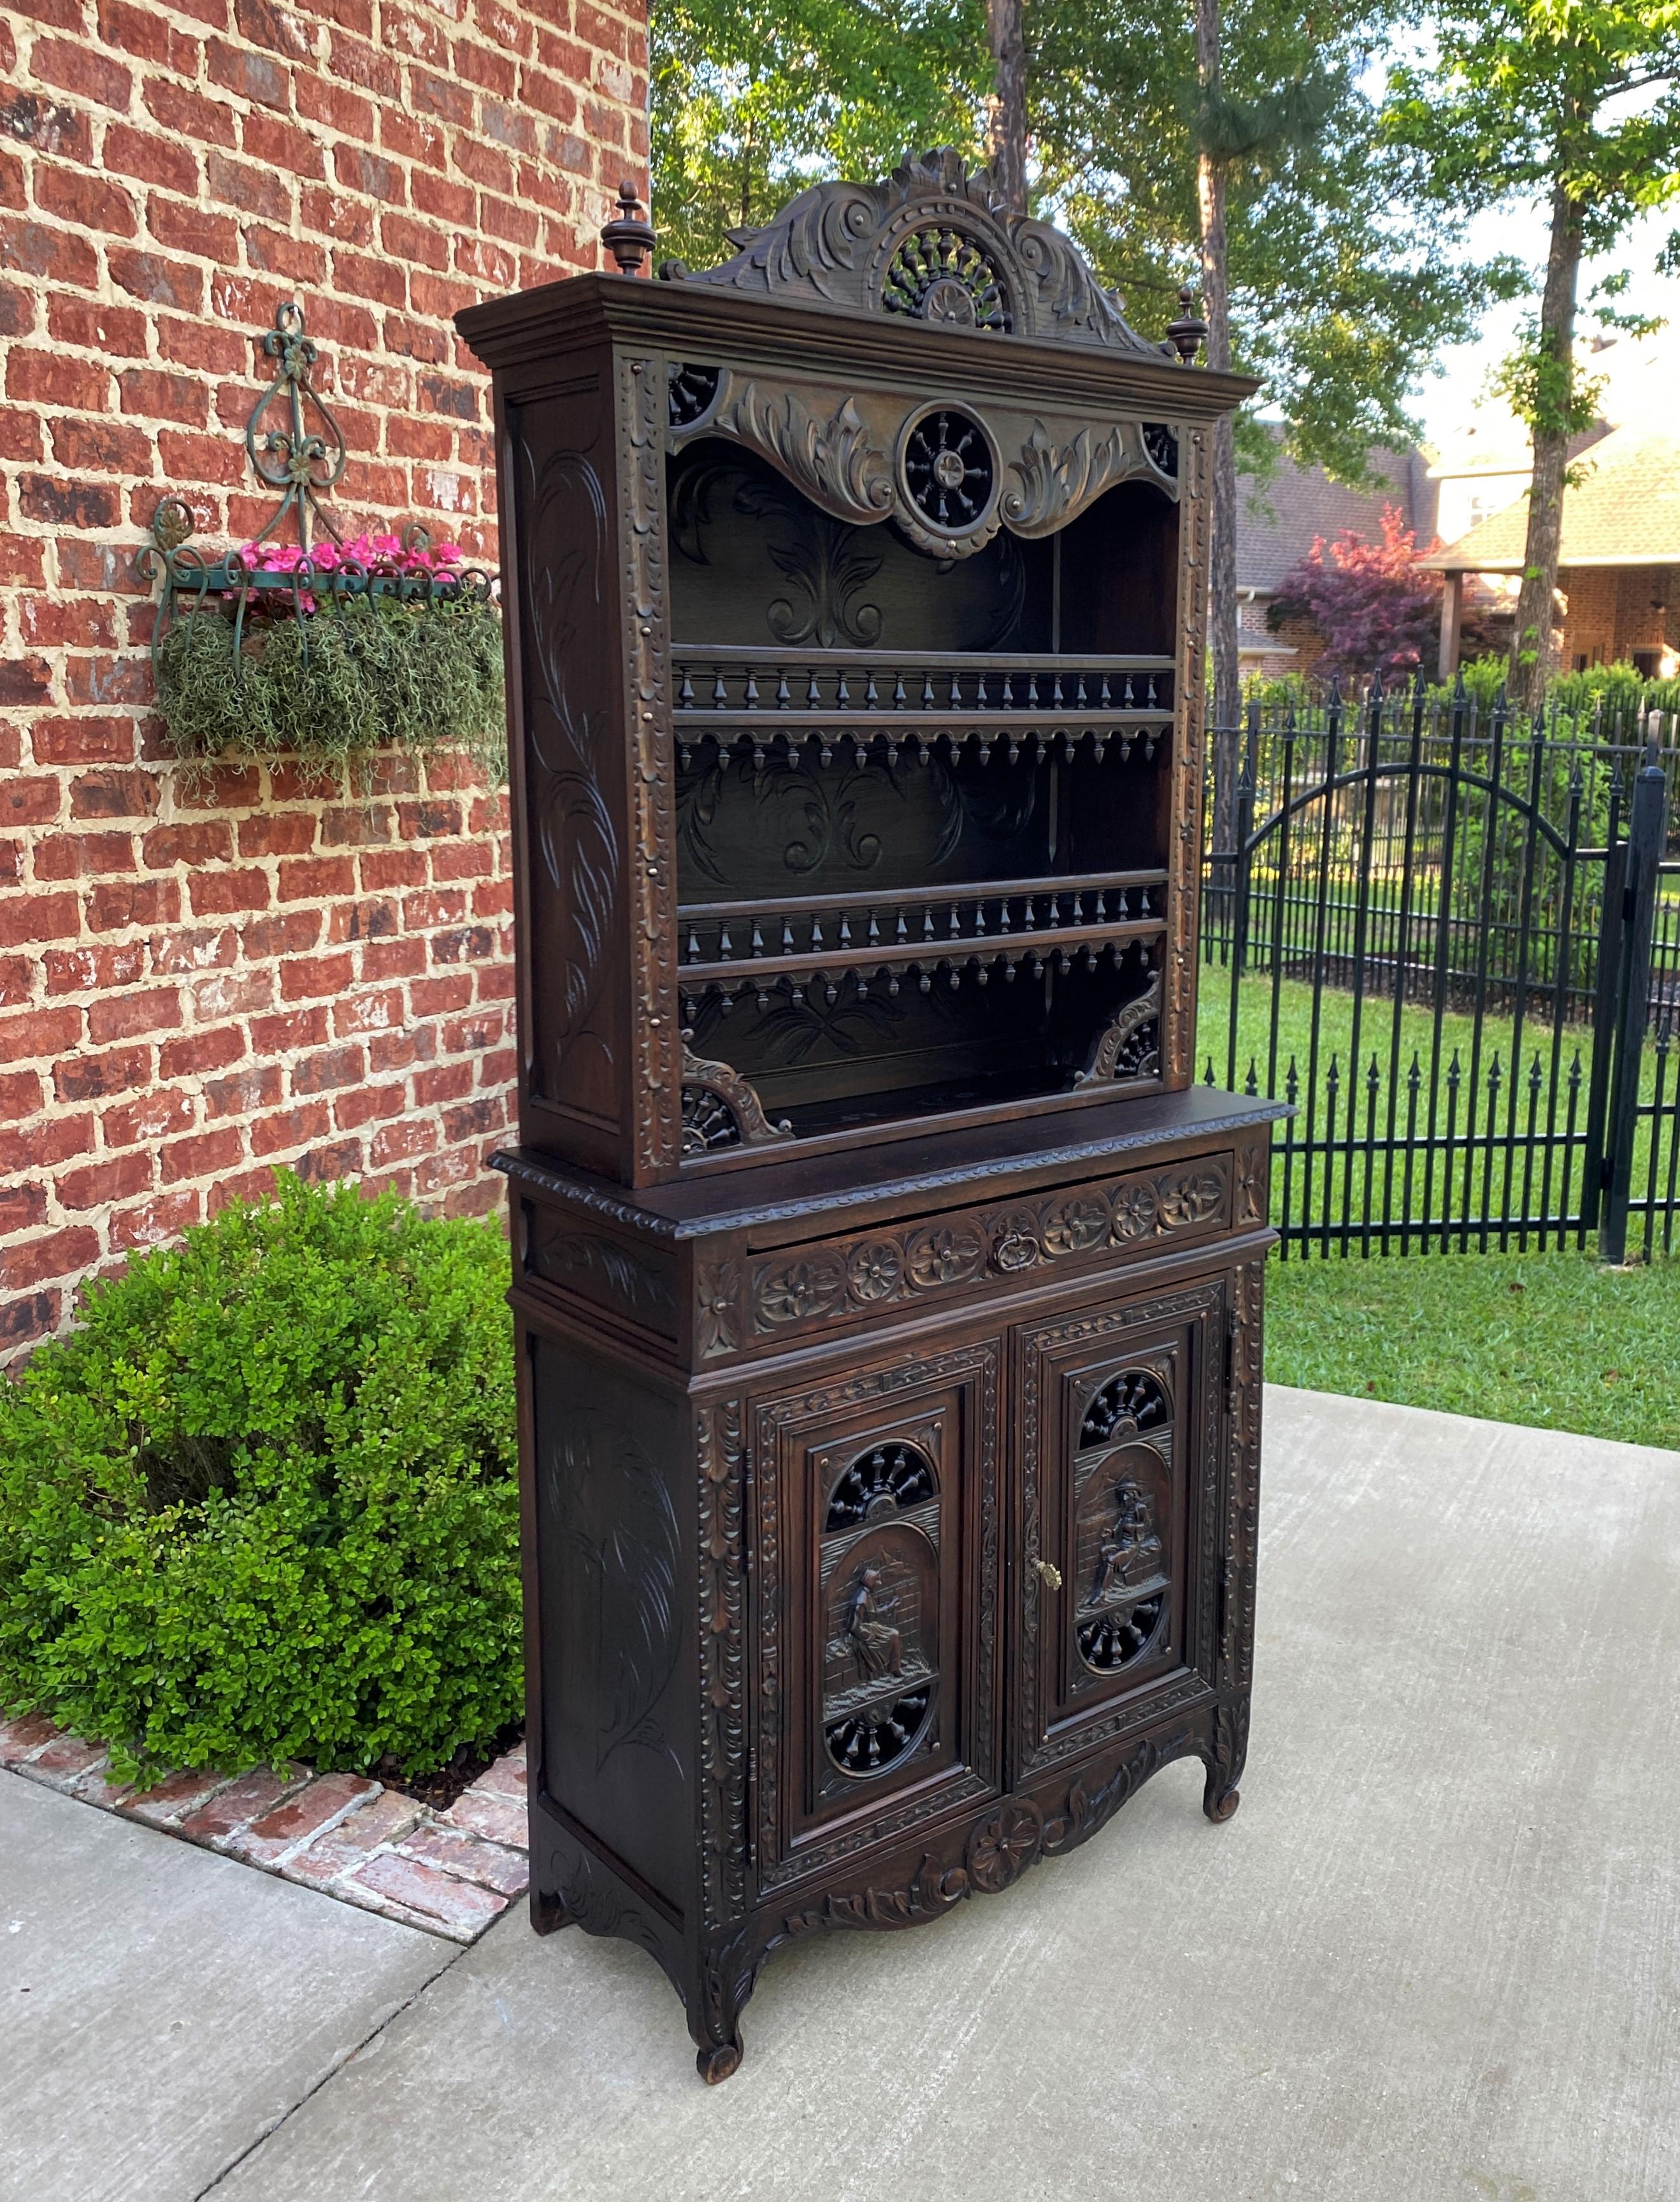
{"left": 1422, "top": 427, "right": 1680, "bottom": 572}
{"left": 1235, "top": 435, "right": 1433, "bottom": 594}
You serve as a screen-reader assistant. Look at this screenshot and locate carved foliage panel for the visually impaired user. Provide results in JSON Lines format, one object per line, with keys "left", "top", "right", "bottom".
{"left": 668, "top": 369, "right": 1179, "bottom": 558}
{"left": 694, "top": 1153, "right": 1233, "bottom": 1361}
{"left": 508, "top": 378, "right": 628, "bottom": 1158}
{"left": 750, "top": 1341, "right": 1001, "bottom": 1893}
{"left": 1014, "top": 1277, "right": 1227, "bottom": 1778}
{"left": 522, "top": 1199, "right": 680, "bottom": 1342}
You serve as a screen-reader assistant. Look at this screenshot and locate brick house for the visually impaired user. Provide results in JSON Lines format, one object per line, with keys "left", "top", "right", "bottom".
{"left": 1425, "top": 426, "right": 1680, "bottom": 680}
{"left": 0, "top": 0, "right": 648, "bottom": 1355}
{"left": 1232, "top": 430, "right": 1438, "bottom": 678}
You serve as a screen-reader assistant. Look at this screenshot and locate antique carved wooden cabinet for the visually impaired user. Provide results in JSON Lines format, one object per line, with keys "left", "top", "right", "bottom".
{"left": 458, "top": 153, "right": 1284, "bottom": 2083}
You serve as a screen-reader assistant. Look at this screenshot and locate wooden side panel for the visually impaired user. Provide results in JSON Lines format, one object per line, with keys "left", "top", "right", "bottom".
{"left": 504, "top": 364, "right": 634, "bottom": 1176}
{"left": 527, "top": 1326, "right": 691, "bottom": 1915}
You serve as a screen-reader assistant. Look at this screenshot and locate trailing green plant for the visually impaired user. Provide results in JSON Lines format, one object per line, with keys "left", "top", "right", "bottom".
{"left": 0, "top": 1172, "right": 521, "bottom": 1785}
{"left": 154, "top": 590, "right": 506, "bottom": 786}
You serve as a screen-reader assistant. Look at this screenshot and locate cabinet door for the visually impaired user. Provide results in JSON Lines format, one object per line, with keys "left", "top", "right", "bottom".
{"left": 1013, "top": 1276, "right": 1227, "bottom": 1781}
{"left": 749, "top": 1338, "right": 1003, "bottom": 1896}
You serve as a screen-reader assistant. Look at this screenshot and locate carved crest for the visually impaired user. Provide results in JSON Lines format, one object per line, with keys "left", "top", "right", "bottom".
{"left": 679, "top": 150, "right": 1169, "bottom": 361}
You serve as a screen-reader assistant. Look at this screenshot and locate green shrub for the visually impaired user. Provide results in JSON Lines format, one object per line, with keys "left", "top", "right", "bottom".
{"left": 0, "top": 1172, "right": 521, "bottom": 1785}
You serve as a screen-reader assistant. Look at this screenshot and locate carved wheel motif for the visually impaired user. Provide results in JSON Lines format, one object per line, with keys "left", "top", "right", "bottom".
{"left": 1081, "top": 1368, "right": 1170, "bottom": 1447}
{"left": 826, "top": 1440, "right": 937, "bottom": 1530}
{"left": 826, "top": 1680, "right": 933, "bottom": 1774}
{"left": 965, "top": 1797, "right": 1043, "bottom": 1893}
{"left": 680, "top": 1031, "right": 794, "bottom": 1156}
{"left": 880, "top": 227, "right": 1010, "bottom": 331}
{"left": 901, "top": 408, "right": 995, "bottom": 533}
{"left": 681, "top": 1084, "right": 741, "bottom": 1154}
{"left": 668, "top": 361, "right": 722, "bottom": 426}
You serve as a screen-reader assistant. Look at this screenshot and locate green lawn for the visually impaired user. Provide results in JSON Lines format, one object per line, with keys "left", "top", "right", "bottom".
{"left": 1265, "top": 1246, "right": 1680, "bottom": 1452}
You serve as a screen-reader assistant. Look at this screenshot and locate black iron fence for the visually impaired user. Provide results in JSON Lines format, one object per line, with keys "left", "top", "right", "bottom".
{"left": 1200, "top": 680, "right": 1678, "bottom": 1260}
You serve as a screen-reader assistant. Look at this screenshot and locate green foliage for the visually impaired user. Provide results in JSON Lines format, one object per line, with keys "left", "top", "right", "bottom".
{"left": 0, "top": 1174, "right": 521, "bottom": 1785}
{"left": 154, "top": 594, "right": 505, "bottom": 786}
{"left": 1035, "top": 0, "right": 1519, "bottom": 486}
{"left": 651, "top": 0, "right": 987, "bottom": 275}
{"left": 1386, "top": 2, "right": 1680, "bottom": 436}
{"left": 1547, "top": 658, "right": 1680, "bottom": 726}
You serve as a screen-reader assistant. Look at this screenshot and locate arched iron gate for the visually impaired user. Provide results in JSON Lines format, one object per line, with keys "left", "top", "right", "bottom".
{"left": 1200, "top": 679, "right": 1676, "bottom": 1261}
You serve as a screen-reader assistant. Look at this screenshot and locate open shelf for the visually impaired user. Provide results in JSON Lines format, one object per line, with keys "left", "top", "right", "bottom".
{"left": 666, "top": 447, "right": 1182, "bottom": 1164}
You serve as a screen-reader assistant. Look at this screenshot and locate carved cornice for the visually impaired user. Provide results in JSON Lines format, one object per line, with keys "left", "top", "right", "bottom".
{"left": 680, "top": 150, "right": 1170, "bottom": 361}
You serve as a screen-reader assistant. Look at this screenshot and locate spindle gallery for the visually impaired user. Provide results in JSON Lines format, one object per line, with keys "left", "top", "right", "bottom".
{"left": 457, "top": 150, "right": 1288, "bottom": 2083}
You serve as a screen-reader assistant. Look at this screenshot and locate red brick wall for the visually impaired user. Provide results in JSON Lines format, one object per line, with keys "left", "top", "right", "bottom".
{"left": 0, "top": 0, "right": 648, "bottom": 1354}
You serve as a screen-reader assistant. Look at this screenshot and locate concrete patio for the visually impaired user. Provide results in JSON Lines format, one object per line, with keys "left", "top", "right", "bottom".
{"left": 5, "top": 1386, "right": 1678, "bottom": 2202}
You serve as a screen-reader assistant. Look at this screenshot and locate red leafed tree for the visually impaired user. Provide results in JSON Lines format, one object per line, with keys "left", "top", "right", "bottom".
{"left": 1269, "top": 505, "right": 1444, "bottom": 681}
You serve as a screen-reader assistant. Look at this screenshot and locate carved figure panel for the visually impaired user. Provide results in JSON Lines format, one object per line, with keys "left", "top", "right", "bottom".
{"left": 1015, "top": 1285, "right": 1226, "bottom": 1779}
{"left": 752, "top": 1347, "right": 1001, "bottom": 1889}
{"left": 1071, "top": 1363, "right": 1175, "bottom": 1683}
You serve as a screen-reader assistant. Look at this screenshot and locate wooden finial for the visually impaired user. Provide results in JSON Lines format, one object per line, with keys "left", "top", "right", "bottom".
{"left": 1166, "top": 285, "right": 1208, "bottom": 364}
{"left": 601, "top": 180, "right": 656, "bottom": 277}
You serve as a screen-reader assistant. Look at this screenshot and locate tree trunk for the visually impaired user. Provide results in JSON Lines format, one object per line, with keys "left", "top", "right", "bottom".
{"left": 1509, "top": 180, "right": 1584, "bottom": 714}
{"left": 1197, "top": 0, "right": 1241, "bottom": 868}
{"left": 986, "top": 0, "right": 1028, "bottom": 214}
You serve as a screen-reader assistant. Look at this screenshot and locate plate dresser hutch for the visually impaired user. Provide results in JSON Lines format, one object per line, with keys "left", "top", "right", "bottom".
{"left": 457, "top": 153, "right": 1286, "bottom": 2083}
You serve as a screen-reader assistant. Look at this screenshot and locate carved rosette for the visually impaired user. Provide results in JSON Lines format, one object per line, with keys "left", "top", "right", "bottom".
{"left": 621, "top": 357, "right": 679, "bottom": 1172}
{"left": 697, "top": 1399, "right": 748, "bottom": 1932}
{"left": 1167, "top": 422, "right": 1210, "bottom": 1086}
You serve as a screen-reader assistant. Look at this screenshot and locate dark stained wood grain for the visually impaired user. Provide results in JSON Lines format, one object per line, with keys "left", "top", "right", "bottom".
{"left": 463, "top": 152, "right": 1274, "bottom": 2084}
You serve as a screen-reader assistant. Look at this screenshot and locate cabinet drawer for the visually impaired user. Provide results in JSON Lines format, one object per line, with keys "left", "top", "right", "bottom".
{"left": 748, "top": 1339, "right": 1003, "bottom": 1894}
{"left": 698, "top": 1151, "right": 1235, "bottom": 1362}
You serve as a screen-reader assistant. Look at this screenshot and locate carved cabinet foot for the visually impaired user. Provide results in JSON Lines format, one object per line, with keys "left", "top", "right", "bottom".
{"left": 1201, "top": 1692, "right": 1249, "bottom": 1824}
{"left": 696, "top": 2035, "right": 744, "bottom": 2085}
{"left": 529, "top": 1887, "right": 575, "bottom": 1935}
{"left": 1202, "top": 1777, "right": 1240, "bottom": 1823}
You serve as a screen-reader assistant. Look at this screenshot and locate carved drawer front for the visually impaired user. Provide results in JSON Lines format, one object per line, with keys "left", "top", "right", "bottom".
{"left": 1015, "top": 1279, "right": 1226, "bottom": 1780}
{"left": 697, "top": 1151, "right": 1234, "bottom": 1360}
{"left": 750, "top": 1342, "right": 1003, "bottom": 1892}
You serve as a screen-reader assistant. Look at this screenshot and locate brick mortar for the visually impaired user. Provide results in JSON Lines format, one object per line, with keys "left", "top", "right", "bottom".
{"left": 0, "top": 0, "right": 649, "bottom": 1351}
